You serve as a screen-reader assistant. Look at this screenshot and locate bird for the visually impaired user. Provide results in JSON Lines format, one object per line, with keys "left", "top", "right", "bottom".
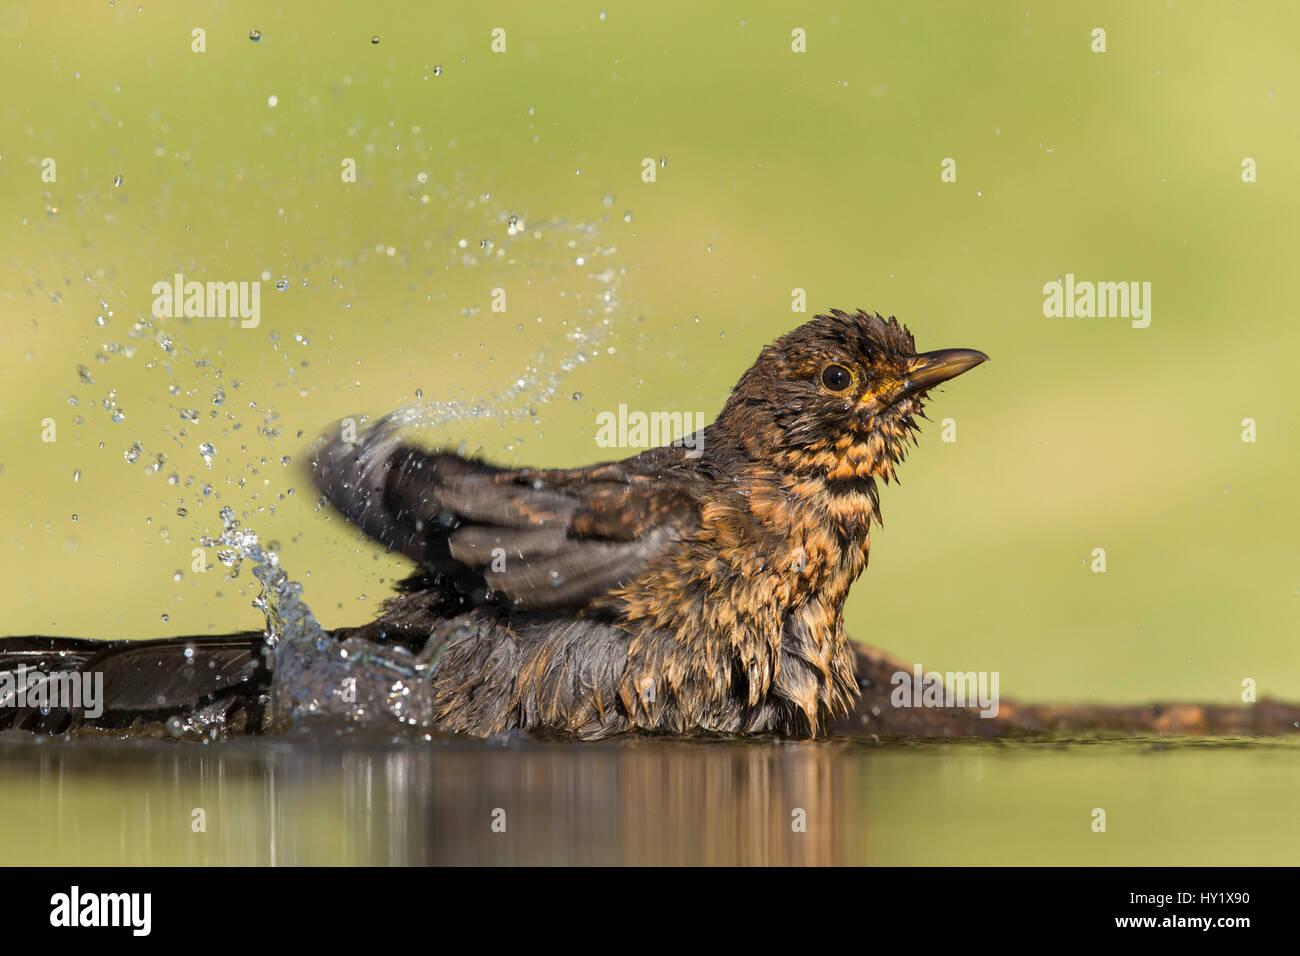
{"left": 0, "top": 309, "right": 985, "bottom": 740}
{"left": 309, "top": 309, "right": 987, "bottom": 739}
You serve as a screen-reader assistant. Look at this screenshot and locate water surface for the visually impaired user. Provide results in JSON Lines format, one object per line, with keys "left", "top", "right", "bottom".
{"left": 2, "top": 732, "right": 1294, "bottom": 865}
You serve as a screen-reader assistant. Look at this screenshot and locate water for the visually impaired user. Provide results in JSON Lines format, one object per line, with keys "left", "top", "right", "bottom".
{"left": 1, "top": 733, "right": 1294, "bottom": 865}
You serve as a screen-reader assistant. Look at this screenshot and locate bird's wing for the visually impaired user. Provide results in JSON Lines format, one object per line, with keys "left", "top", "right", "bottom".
{"left": 310, "top": 419, "right": 702, "bottom": 610}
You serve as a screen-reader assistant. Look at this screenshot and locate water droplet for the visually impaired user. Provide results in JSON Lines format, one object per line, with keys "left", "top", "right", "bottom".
{"left": 113, "top": 174, "right": 123, "bottom": 187}
{"left": 433, "top": 64, "right": 443, "bottom": 76}
{"left": 275, "top": 278, "right": 289, "bottom": 291}
{"left": 249, "top": 29, "right": 262, "bottom": 42}
{"left": 370, "top": 35, "right": 380, "bottom": 45}
{"left": 267, "top": 94, "right": 278, "bottom": 108}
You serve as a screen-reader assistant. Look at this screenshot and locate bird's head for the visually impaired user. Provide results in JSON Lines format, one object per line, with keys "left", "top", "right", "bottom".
{"left": 715, "top": 309, "right": 987, "bottom": 483}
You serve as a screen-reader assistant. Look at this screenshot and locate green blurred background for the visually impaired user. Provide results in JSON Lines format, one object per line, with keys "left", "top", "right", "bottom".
{"left": 3, "top": 0, "right": 1298, "bottom": 714}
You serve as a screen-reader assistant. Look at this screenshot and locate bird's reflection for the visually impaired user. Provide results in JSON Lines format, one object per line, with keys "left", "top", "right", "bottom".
{"left": 4, "top": 734, "right": 862, "bottom": 865}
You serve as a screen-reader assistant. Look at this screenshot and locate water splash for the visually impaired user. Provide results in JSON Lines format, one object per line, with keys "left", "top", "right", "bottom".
{"left": 195, "top": 212, "right": 628, "bottom": 734}
{"left": 209, "top": 503, "right": 464, "bottom": 732}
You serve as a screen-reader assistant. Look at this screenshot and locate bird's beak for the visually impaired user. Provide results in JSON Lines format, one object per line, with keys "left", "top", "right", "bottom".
{"left": 896, "top": 348, "right": 989, "bottom": 401}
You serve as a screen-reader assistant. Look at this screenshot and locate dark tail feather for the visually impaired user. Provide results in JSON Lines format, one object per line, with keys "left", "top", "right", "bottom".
{"left": 0, "top": 633, "right": 272, "bottom": 736}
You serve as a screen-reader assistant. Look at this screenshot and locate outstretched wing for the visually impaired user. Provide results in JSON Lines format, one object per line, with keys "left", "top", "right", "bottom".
{"left": 310, "top": 418, "right": 703, "bottom": 610}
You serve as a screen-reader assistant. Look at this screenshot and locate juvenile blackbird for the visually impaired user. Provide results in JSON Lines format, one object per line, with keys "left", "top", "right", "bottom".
{"left": 311, "top": 309, "right": 987, "bottom": 739}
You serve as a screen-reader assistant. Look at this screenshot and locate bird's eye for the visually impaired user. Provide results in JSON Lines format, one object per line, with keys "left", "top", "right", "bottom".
{"left": 820, "top": 364, "right": 853, "bottom": 392}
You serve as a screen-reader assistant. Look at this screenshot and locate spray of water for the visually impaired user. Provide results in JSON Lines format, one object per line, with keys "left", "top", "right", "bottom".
{"left": 204, "top": 215, "right": 626, "bottom": 732}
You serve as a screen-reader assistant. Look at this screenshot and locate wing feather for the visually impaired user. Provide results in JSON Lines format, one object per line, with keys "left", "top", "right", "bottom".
{"left": 310, "top": 418, "right": 699, "bottom": 610}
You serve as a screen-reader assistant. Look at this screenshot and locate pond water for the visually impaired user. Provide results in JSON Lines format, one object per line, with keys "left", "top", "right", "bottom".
{"left": 2, "top": 732, "right": 1295, "bottom": 866}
